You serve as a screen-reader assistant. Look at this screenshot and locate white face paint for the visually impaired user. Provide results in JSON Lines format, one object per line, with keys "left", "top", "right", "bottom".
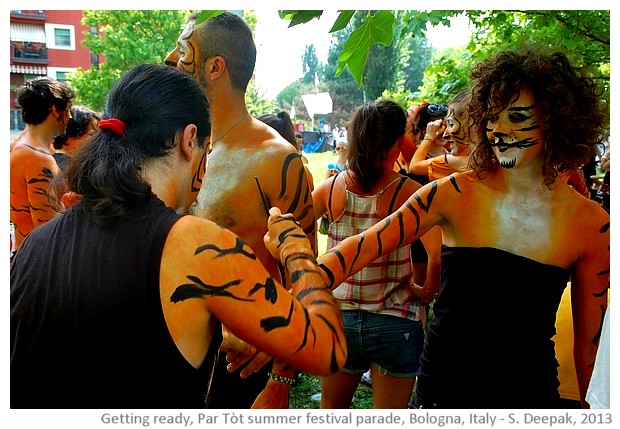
{"left": 486, "top": 89, "right": 544, "bottom": 169}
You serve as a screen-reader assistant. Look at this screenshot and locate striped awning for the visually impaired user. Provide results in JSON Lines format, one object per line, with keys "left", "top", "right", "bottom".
{"left": 10, "top": 22, "right": 47, "bottom": 43}
{"left": 11, "top": 65, "right": 47, "bottom": 75}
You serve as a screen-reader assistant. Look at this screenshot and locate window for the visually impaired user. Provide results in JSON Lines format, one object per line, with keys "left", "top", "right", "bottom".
{"left": 45, "top": 24, "right": 75, "bottom": 50}
{"left": 54, "top": 28, "right": 71, "bottom": 47}
{"left": 56, "top": 71, "right": 71, "bottom": 82}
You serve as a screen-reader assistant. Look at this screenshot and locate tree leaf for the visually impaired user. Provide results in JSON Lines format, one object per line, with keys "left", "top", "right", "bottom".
{"left": 278, "top": 10, "right": 323, "bottom": 27}
{"left": 330, "top": 10, "right": 355, "bottom": 33}
{"left": 196, "top": 10, "right": 225, "bottom": 25}
{"left": 336, "top": 11, "right": 395, "bottom": 87}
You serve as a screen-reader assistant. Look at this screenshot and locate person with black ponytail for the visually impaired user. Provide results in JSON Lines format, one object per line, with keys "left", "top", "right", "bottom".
{"left": 11, "top": 64, "right": 346, "bottom": 409}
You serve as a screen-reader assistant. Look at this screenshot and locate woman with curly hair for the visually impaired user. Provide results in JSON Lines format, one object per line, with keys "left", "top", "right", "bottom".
{"left": 280, "top": 49, "right": 610, "bottom": 408}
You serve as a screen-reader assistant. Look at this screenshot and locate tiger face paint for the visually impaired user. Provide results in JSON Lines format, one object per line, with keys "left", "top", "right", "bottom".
{"left": 165, "top": 18, "right": 203, "bottom": 83}
{"left": 486, "top": 89, "right": 544, "bottom": 169}
{"left": 444, "top": 105, "right": 467, "bottom": 155}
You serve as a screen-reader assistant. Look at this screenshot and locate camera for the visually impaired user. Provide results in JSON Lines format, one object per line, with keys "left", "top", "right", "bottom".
{"left": 426, "top": 103, "right": 448, "bottom": 118}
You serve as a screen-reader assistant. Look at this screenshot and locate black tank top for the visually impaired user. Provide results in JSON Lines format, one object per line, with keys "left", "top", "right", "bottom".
{"left": 11, "top": 198, "right": 220, "bottom": 408}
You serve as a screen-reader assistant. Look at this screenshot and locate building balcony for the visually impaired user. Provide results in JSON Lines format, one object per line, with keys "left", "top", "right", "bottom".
{"left": 10, "top": 10, "right": 47, "bottom": 21}
{"left": 11, "top": 42, "right": 49, "bottom": 64}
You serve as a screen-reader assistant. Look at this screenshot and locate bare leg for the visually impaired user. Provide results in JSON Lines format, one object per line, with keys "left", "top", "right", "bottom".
{"left": 320, "top": 371, "right": 363, "bottom": 409}
{"left": 370, "top": 365, "right": 416, "bottom": 409}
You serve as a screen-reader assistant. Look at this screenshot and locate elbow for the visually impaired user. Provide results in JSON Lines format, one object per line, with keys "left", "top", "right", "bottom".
{"left": 306, "top": 341, "right": 348, "bottom": 377}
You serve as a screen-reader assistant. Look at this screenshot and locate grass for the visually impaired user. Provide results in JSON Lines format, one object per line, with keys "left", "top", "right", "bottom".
{"left": 290, "top": 373, "right": 374, "bottom": 409}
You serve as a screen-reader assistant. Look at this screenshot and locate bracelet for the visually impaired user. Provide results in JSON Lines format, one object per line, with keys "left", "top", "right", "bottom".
{"left": 267, "top": 372, "right": 296, "bottom": 385}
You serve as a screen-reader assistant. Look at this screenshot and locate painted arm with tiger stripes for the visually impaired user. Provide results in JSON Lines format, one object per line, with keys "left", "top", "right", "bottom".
{"left": 160, "top": 207, "right": 347, "bottom": 378}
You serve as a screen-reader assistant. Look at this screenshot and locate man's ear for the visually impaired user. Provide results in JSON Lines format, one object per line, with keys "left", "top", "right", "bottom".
{"left": 180, "top": 124, "right": 198, "bottom": 162}
{"left": 206, "top": 55, "right": 226, "bottom": 80}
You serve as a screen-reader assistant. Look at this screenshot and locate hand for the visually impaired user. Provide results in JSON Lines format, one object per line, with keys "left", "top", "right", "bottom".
{"left": 251, "top": 379, "right": 291, "bottom": 408}
{"left": 424, "top": 119, "right": 446, "bottom": 141}
{"left": 410, "top": 283, "right": 438, "bottom": 305}
{"left": 219, "top": 327, "right": 273, "bottom": 377}
{"left": 264, "top": 207, "right": 313, "bottom": 264}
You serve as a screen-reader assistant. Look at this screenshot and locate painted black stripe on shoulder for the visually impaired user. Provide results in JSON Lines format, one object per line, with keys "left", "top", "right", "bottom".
{"left": 248, "top": 277, "right": 278, "bottom": 303}
{"left": 278, "top": 153, "right": 299, "bottom": 199}
{"left": 404, "top": 200, "right": 421, "bottom": 235}
{"left": 296, "top": 204, "right": 314, "bottom": 225}
{"left": 413, "top": 181, "right": 437, "bottom": 213}
{"left": 194, "top": 236, "right": 257, "bottom": 259}
{"left": 284, "top": 167, "right": 306, "bottom": 214}
{"left": 449, "top": 176, "right": 462, "bottom": 193}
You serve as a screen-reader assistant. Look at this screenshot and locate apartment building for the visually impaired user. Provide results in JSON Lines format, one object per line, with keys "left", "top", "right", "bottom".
{"left": 9, "top": 10, "right": 98, "bottom": 131}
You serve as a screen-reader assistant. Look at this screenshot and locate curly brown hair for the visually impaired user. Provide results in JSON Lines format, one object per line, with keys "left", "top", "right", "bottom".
{"left": 465, "top": 49, "right": 608, "bottom": 187}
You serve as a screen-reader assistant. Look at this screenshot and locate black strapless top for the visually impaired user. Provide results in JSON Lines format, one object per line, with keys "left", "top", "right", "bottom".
{"left": 415, "top": 246, "right": 570, "bottom": 409}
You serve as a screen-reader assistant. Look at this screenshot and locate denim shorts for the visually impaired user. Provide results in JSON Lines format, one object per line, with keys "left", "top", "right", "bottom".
{"left": 341, "top": 310, "right": 424, "bottom": 378}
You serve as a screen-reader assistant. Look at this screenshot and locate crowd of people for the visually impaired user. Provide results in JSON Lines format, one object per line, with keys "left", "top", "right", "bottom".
{"left": 10, "top": 11, "right": 610, "bottom": 411}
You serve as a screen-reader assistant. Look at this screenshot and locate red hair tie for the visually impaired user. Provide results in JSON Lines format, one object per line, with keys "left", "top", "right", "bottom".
{"left": 99, "top": 118, "right": 126, "bottom": 135}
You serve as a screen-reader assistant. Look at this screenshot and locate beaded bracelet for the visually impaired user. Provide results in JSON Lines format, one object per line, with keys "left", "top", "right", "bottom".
{"left": 267, "top": 372, "right": 296, "bottom": 385}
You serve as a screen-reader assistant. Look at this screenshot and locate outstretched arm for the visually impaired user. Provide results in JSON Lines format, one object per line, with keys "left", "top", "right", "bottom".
{"left": 315, "top": 180, "right": 445, "bottom": 290}
{"left": 161, "top": 212, "right": 346, "bottom": 377}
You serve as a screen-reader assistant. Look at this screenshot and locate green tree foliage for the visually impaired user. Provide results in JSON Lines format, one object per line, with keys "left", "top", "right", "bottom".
{"left": 464, "top": 10, "right": 610, "bottom": 98}
{"left": 301, "top": 45, "right": 320, "bottom": 85}
{"left": 70, "top": 10, "right": 192, "bottom": 111}
{"left": 416, "top": 47, "right": 472, "bottom": 103}
{"left": 281, "top": 9, "right": 610, "bottom": 104}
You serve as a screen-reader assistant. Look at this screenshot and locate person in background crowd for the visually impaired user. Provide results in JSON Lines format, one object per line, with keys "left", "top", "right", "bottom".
{"left": 408, "top": 91, "right": 471, "bottom": 182}
{"left": 288, "top": 49, "right": 609, "bottom": 408}
{"left": 51, "top": 105, "right": 102, "bottom": 209}
{"left": 326, "top": 140, "right": 349, "bottom": 179}
{"left": 52, "top": 105, "right": 101, "bottom": 171}
{"left": 10, "top": 77, "right": 75, "bottom": 254}
{"left": 11, "top": 64, "right": 346, "bottom": 409}
{"left": 402, "top": 102, "right": 449, "bottom": 186}
{"left": 165, "top": 12, "right": 316, "bottom": 408}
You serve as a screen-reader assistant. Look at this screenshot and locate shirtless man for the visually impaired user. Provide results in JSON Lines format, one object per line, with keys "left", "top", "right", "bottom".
{"left": 165, "top": 12, "right": 316, "bottom": 408}
{"left": 269, "top": 49, "right": 610, "bottom": 408}
{"left": 10, "top": 77, "right": 74, "bottom": 253}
